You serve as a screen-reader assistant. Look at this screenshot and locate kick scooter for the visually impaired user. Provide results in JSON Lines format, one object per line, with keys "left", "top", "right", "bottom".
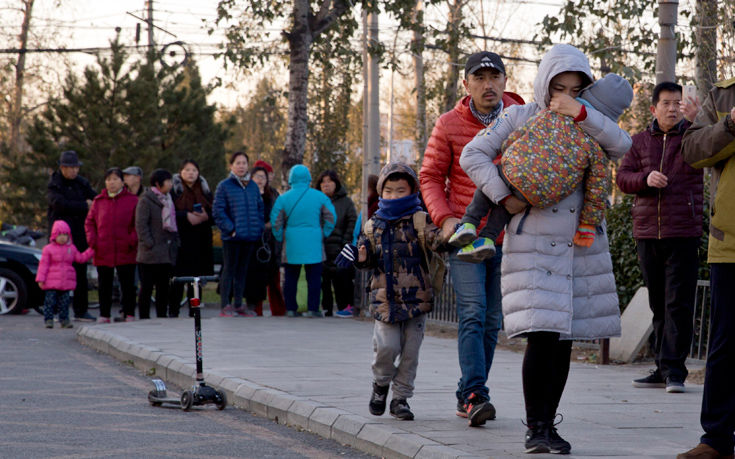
{"left": 147, "top": 275, "right": 226, "bottom": 411}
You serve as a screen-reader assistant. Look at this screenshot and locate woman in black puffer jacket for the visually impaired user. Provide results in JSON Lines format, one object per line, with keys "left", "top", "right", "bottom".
{"left": 316, "top": 170, "right": 357, "bottom": 317}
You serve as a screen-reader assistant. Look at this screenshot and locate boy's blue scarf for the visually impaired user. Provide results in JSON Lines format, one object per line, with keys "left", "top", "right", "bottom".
{"left": 375, "top": 193, "right": 422, "bottom": 221}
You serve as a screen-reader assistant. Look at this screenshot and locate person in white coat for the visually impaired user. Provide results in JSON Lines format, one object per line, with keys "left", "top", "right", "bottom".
{"left": 460, "top": 44, "right": 630, "bottom": 455}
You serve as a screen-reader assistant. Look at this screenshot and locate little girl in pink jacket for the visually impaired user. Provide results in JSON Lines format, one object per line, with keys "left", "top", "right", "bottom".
{"left": 36, "top": 220, "right": 94, "bottom": 328}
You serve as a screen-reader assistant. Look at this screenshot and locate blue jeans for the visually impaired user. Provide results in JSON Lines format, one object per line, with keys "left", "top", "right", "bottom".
{"left": 283, "top": 263, "right": 323, "bottom": 312}
{"left": 450, "top": 245, "right": 503, "bottom": 402}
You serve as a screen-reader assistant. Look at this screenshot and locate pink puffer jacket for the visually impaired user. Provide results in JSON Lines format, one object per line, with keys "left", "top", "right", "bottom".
{"left": 36, "top": 220, "right": 94, "bottom": 291}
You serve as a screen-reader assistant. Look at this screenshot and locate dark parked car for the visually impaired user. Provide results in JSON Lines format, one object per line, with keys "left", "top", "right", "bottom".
{"left": 0, "top": 240, "right": 44, "bottom": 314}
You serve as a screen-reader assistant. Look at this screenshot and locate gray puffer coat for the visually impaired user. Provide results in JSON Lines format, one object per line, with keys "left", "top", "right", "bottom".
{"left": 135, "top": 190, "right": 179, "bottom": 265}
{"left": 460, "top": 44, "right": 629, "bottom": 340}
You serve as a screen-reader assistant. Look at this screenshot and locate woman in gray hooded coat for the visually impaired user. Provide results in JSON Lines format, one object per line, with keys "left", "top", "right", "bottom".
{"left": 460, "top": 44, "right": 630, "bottom": 454}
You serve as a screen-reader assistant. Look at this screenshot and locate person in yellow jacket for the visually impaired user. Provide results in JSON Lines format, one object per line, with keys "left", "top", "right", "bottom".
{"left": 678, "top": 78, "right": 735, "bottom": 459}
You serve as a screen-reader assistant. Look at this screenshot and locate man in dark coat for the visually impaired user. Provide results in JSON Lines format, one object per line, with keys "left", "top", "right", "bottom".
{"left": 47, "top": 150, "right": 97, "bottom": 321}
{"left": 616, "top": 82, "right": 703, "bottom": 393}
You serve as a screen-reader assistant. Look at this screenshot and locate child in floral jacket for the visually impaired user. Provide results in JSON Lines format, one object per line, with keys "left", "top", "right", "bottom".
{"left": 450, "top": 73, "right": 633, "bottom": 262}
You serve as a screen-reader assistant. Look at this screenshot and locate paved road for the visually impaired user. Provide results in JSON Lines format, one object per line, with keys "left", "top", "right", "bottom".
{"left": 0, "top": 312, "right": 374, "bottom": 459}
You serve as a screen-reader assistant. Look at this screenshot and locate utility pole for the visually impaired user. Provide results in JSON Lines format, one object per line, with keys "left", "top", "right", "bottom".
{"left": 413, "top": 0, "right": 427, "bottom": 161}
{"left": 146, "top": 0, "right": 155, "bottom": 50}
{"left": 655, "top": 0, "right": 678, "bottom": 84}
{"left": 367, "top": 7, "right": 380, "bottom": 175}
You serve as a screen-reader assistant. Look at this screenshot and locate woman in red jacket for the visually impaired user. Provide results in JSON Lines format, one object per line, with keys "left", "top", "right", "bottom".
{"left": 85, "top": 168, "right": 139, "bottom": 323}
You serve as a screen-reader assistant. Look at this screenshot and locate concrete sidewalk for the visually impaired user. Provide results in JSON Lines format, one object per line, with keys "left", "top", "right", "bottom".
{"left": 76, "top": 314, "right": 704, "bottom": 459}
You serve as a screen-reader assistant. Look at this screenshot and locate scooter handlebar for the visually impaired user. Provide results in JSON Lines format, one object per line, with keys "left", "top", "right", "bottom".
{"left": 172, "top": 275, "right": 219, "bottom": 284}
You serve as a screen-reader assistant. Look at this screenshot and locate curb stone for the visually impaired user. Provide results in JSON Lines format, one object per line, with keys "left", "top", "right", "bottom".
{"left": 75, "top": 325, "right": 473, "bottom": 459}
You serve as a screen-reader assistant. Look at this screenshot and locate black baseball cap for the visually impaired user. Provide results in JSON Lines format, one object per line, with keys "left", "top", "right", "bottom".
{"left": 465, "top": 51, "right": 506, "bottom": 78}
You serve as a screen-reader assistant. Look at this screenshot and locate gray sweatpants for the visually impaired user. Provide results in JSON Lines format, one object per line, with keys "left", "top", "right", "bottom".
{"left": 371, "top": 314, "right": 426, "bottom": 400}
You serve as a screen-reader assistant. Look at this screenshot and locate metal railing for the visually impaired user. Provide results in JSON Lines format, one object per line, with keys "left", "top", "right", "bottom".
{"left": 357, "top": 260, "right": 713, "bottom": 362}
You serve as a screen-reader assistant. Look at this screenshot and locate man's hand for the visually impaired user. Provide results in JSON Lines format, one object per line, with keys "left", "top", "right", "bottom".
{"left": 549, "top": 93, "right": 583, "bottom": 118}
{"left": 681, "top": 96, "right": 701, "bottom": 122}
{"left": 441, "top": 217, "right": 461, "bottom": 242}
{"left": 647, "top": 171, "right": 668, "bottom": 188}
{"left": 503, "top": 196, "right": 528, "bottom": 214}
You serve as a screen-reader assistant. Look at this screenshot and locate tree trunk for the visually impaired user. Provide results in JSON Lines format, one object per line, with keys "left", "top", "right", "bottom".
{"left": 442, "top": 0, "right": 463, "bottom": 114}
{"left": 413, "top": 0, "right": 427, "bottom": 161}
{"left": 10, "top": 0, "right": 35, "bottom": 157}
{"left": 694, "top": 0, "right": 717, "bottom": 97}
{"left": 281, "top": 0, "right": 313, "bottom": 184}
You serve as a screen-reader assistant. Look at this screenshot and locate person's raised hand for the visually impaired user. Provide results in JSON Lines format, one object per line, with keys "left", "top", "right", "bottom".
{"left": 358, "top": 245, "right": 367, "bottom": 262}
{"left": 647, "top": 171, "right": 668, "bottom": 188}
{"left": 441, "top": 217, "right": 461, "bottom": 242}
{"left": 681, "top": 96, "right": 701, "bottom": 122}
{"left": 549, "top": 93, "right": 583, "bottom": 118}
{"left": 503, "top": 195, "right": 528, "bottom": 214}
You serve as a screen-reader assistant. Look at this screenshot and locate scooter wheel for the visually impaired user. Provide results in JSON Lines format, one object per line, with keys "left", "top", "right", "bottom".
{"left": 180, "top": 390, "right": 193, "bottom": 411}
{"left": 215, "top": 391, "right": 227, "bottom": 410}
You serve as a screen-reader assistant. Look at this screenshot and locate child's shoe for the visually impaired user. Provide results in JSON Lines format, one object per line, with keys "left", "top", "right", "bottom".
{"left": 45, "top": 319, "right": 53, "bottom": 329}
{"left": 389, "top": 399, "right": 415, "bottom": 421}
{"left": 457, "top": 238, "right": 496, "bottom": 263}
{"left": 369, "top": 382, "right": 389, "bottom": 416}
{"left": 449, "top": 222, "right": 477, "bottom": 247}
{"left": 60, "top": 319, "right": 73, "bottom": 329}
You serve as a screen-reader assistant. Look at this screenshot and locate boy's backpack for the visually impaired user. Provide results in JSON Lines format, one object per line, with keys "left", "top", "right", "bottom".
{"left": 363, "top": 211, "right": 446, "bottom": 293}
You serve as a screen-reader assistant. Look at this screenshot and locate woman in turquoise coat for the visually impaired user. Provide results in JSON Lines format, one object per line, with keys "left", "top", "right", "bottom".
{"left": 271, "top": 165, "right": 336, "bottom": 317}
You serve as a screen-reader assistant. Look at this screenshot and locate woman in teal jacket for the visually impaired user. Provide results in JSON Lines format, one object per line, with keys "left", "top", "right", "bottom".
{"left": 271, "top": 165, "right": 336, "bottom": 317}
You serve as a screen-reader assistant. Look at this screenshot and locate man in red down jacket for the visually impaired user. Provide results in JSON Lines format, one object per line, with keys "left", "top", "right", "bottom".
{"left": 419, "top": 51, "right": 524, "bottom": 426}
{"left": 616, "top": 81, "right": 703, "bottom": 394}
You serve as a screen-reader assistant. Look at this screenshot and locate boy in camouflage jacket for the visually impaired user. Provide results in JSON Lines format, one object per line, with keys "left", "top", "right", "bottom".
{"left": 336, "top": 162, "right": 442, "bottom": 421}
{"left": 450, "top": 73, "right": 633, "bottom": 262}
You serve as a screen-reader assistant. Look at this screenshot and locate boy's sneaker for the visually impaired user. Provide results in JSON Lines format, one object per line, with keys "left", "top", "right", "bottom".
{"left": 666, "top": 377, "right": 686, "bottom": 393}
{"left": 44, "top": 320, "right": 53, "bottom": 329}
{"left": 632, "top": 369, "right": 666, "bottom": 388}
{"left": 466, "top": 392, "right": 496, "bottom": 426}
{"left": 60, "top": 319, "right": 73, "bottom": 329}
{"left": 335, "top": 305, "right": 354, "bottom": 318}
{"left": 389, "top": 399, "right": 414, "bottom": 421}
{"left": 524, "top": 421, "right": 551, "bottom": 454}
{"left": 302, "top": 310, "right": 324, "bottom": 318}
{"left": 219, "top": 305, "right": 235, "bottom": 317}
{"left": 449, "top": 222, "right": 477, "bottom": 247}
{"left": 96, "top": 317, "right": 111, "bottom": 324}
{"left": 457, "top": 238, "right": 496, "bottom": 263}
{"left": 75, "top": 312, "right": 96, "bottom": 322}
{"left": 369, "top": 382, "right": 389, "bottom": 416}
{"left": 456, "top": 399, "right": 468, "bottom": 418}
{"left": 286, "top": 310, "right": 301, "bottom": 317}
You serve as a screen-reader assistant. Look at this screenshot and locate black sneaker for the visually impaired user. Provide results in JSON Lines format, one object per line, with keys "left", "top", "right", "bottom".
{"left": 389, "top": 398, "right": 414, "bottom": 421}
{"left": 524, "top": 421, "right": 550, "bottom": 454}
{"left": 548, "top": 415, "right": 571, "bottom": 454}
{"left": 632, "top": 369, "right": 666, "bottom": 388}
{"left": 369, "top": 382, "right": 389, "bottom": 416}
{"left": 666, "top": 376, "right": 685, "bottom": 393}
{"left": 466, "top": 392, "right": 496, "bottom": 427}
{"left": 456, "top": 399, "right": 468, "bottom": 418}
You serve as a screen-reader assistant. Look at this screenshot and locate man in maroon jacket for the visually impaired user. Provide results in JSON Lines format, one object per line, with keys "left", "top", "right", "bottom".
{"left": 616, "top": 81, "right": 703, "bottom": 393}
{"left": 419, "top": 52, "right": 523, "bottom": 426}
